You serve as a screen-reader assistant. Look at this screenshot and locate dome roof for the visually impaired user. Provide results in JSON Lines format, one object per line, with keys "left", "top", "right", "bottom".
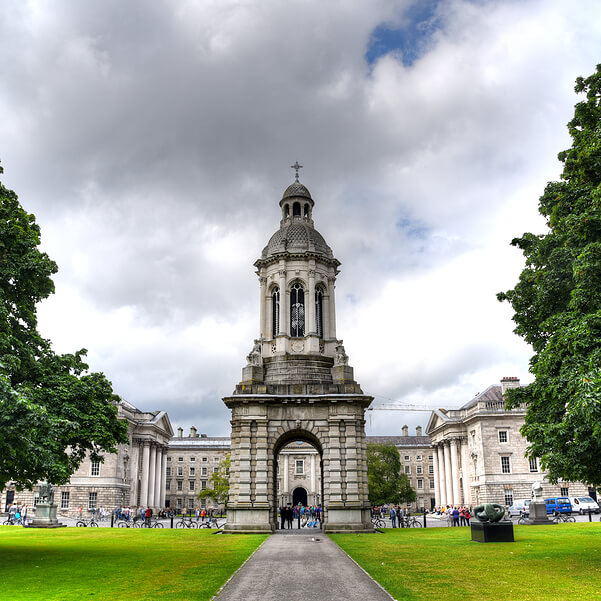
{"left": 282, "top": 182, "right": 312, "bottom": 201}
{"left": 261, "top": 222, "right": 333, "bottom": 260}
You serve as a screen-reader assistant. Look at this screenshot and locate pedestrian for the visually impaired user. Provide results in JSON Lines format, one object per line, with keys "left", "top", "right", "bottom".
{"left": 390, "top": 505, "right": 396, "bottom": 528}
{"left": 398, "top": 506, "right": 405, "bottom": 528}
{"left": 452, "top": 506, "right": 460, "bottom": 526}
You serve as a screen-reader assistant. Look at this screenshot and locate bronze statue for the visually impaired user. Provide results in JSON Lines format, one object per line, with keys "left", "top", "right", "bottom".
{"left": 473, "top": 502, "right": 505, "bottom": 523}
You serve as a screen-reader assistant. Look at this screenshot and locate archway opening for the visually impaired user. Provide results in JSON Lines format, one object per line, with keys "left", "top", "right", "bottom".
{"left": 273, "top": 430, "right": 323, "bottom": 530}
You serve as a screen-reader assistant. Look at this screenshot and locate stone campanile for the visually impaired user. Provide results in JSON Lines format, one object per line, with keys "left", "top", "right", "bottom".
{"left": 223, "top": 168, "right": 373, "bottom": 533}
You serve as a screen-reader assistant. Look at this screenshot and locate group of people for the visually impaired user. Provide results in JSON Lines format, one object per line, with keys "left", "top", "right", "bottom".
{"left": 6, "top": 502, "right": 28, "bottom": 524}
{"left": 435, "top": 505, "right": 472, "bottom": 526}
{"left": 279, "top": 505, "right": 321, "bottom": 529}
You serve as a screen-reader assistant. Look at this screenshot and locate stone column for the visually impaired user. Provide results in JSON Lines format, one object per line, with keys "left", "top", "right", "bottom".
{"left": 254, "top": 419, "right": 270, "bottom": 507}
{"left": 443, "top": 442, "right": 453, "bottom": 506}
{"left": 328, "top": 276, "right": 337, "bottom": 339}
{"left": 259, "top": 277, "right": 267, "bottom": 338}
{"left": 449, "top": 438, "right": 461, "bottom": 506}
{"left": 140, "top": 442, "right": 150, "bottom": 507}
{"left": 159, "top": 449, "right": 167, "bottom": 508}
{"left": 154, "top": 447, "right": 163, "bottom": 508}
{"left": 432, "top": 445, "right": 441, "bottom": 507}
{"left": 437, "top": 444, "right": 446, "bottom": 506}
{"left": 307, "top": 269, "right": 316, "bottom": 334}
{"left": 279, "top": 269, "right": 288, "bottom": 336}
{"left": 283, "top": 453, "right": 289, "bottom": 497}
{"left": 460, "top": 438, "right": 471, "bottom": 506}
{"left": 148, "top": 444, "right": 157, "bottom": 507}
{"left": 310, "top": 454, "right": 316, "bottom": 495}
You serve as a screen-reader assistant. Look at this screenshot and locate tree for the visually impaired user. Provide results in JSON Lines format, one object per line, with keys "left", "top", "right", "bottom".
{"left": 367, "top": 443, "right": 416, "bottom": 506}
{"left": 198, "top": 455, "right": 230, "bottom": 509}
{"left": 498, "top": 65, "right": 601, "bottom": 486}
{"left": 0, "top": 173, "right": 128, "bottom": 491}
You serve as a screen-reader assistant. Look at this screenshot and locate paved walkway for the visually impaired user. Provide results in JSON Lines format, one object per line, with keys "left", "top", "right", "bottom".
{"left": 215, "top": 533, "right": 395, "bottom": 601}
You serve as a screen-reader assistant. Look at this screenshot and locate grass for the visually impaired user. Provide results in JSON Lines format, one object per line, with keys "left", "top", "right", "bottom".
{"left": 0, "top": 526, "right": 267, "bottom": 601}
{"left": 330, "top": 523, "right": 601, "bottom": 601}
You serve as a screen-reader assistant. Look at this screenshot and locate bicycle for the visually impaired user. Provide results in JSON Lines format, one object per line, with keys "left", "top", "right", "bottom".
{"left": 404, "top": 516, "right": 423, "bottom": 528}
{"left": 199, "top": 517, "right": 224, "bottom": 529}
{"left": 76, "top": 517, "right": 99, "bottom": 527}
{"left": 175, "top": 518, "right": 198, "bottom": 529}
{"left": 139, "top": 518, "right": 164, "bottom": 528}
{"left": 516, "top": 513, "right": 529, "bottom": 525}
{"left": 552, "top": 512, "right": 575, "bottom": 523}
{"left": 117, "top": 518, "right": 139, "bottom": 528}
{"left": 371, "top": 516, "right": 385, "bottom": 528}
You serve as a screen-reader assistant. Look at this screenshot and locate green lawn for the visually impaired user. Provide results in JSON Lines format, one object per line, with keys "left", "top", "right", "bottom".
{"left": 0, "top": 526, "right": 267, "bottom": 601}
{"left": 330, "top": 523, "right": 601, "bottom": 601}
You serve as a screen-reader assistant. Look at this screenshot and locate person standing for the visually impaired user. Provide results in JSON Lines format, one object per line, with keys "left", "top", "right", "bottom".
{"left": 452, "top": 506, "right": 460, "bottom": 526}
{"left": 389, "top": 505, "right": 396, "bottom": 528}
{"left": 398, "top": 506, "right": 405, "bottom": 528}
{"left": 279, "top": 506, "right": 286, "bottom": 530}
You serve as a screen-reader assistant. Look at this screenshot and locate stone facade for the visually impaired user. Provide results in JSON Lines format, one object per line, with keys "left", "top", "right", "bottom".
{"left": 426, "top": 377, "right": 590, "bottom": 508}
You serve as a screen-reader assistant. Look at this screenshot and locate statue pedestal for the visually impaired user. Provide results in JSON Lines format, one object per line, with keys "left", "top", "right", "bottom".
{"left": 27, "top": 503, "right": 66, "bottom": 528}
{"left": 526, "top": 501, "right": 550, "bottom": 525}
{"left": 471, "top": 520, "right": 514, "bottom": 543}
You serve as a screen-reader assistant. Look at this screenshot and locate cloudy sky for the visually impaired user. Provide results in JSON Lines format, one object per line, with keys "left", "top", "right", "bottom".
{"left": 1, "top": 0, "right": 600, "bottom": 437}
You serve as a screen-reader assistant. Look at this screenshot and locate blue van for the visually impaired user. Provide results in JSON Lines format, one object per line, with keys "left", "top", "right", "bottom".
{"left": 544, "top": 497, "right": 572, "bottom": 514}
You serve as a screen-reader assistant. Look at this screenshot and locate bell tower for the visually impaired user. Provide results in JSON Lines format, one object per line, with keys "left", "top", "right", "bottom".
{"left": 223, "top": 169, "right": 373, "bottom": 533}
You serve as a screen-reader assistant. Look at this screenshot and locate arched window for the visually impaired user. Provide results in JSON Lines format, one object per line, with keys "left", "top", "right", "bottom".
{"left": 290, "top": 283, "right": 305, "bottom": 337}
{"left": 284, "top": 204, "right": 290, "bottom": 217}
{"left": 304, "top": 203, "right": 309, "bottom": 217}
{"left": 315, "top": 289, "right": 323, "bottom": 338}
{"left": 272, "top": 287, "right": 280, "bottom": 337}
{"left": 293, "top": 201, "right": 301, "bottom": 217}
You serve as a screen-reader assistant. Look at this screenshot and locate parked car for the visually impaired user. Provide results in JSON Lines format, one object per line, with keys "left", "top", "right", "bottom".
{"left": 570, "top": 496, "right": 600, "bottom": 514}
{"left": 508, "top": 499, "right": 531, "bottom": 517}
{"left": 544, "top": 497, "right": 572, "bottom": 514}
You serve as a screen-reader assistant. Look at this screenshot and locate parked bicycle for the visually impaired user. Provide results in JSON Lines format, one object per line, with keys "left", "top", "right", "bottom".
{"left": 140, "top": 517, "right": 164, "bottom": 528}
{"left": 175, "top": 518, "right": 198, "bottom": 529}
{"left": 2, "top": 515, "right": 25, "bottom": 526}
{"left": 117, "top": 518, "right": 139, "bottom": 528}
{"left": 371, "top": 516, "right": 385, "bottom": 528}
{"left": 552, "top": 512, "right": 575, "bottom": 523}
{"left": 76, "top": 517, "right": 99, "bottom": 527}
{"left": 516, "top": 513, "right": 529, "bottom": 525}
{"left": 199, "top": 517, "right": 224, "bottom": 529}
{"left": 403, "top": 515, "right": 423, "bottom": 528}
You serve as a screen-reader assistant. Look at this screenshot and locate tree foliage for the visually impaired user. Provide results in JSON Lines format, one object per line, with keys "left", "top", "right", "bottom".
{"left": 0, "top": 176, "right": 128, "bottom": 491}
{"left": 498, "top": 65, "right": 601, "bottom": 486}
{"left": 197, "top": 455, "right": 230, "bottom": 507}
{"left": 367, "top": 443, "right": 416, "bottom": 506}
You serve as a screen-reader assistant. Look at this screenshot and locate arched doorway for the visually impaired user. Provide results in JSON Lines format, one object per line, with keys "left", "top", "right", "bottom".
{"left": 292, "top": 487, "right": 308, "bottom": 506}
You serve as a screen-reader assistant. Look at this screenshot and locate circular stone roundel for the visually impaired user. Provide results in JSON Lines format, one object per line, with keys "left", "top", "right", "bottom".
{"left": 291, "top": 341, "right": 304, "bottom": 353}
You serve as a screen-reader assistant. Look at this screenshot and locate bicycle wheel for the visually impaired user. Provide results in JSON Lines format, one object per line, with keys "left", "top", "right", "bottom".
{"left": 117, "top": 521, "right": 128, "bottom": 528}
{"left": 567, "top": 516, "right": 576, "bottom": 522}
{"left": 90, "top": 521, "right": 99, "bottom": 527}
{"left": 410, "top": 520, "right": 423, "bottom": 527}
{"left": 153, "top": 522, "right": 164, "bottom": 528}
{"left": 373, "top": 519, "right": 385, "bottom": 528}
{"left": 2, "top": 520, "right": 11, "bottom": 525}
{"left": 76, "top": 521, "right": 86, "bottom": 527}
{"left": 189, "top": 521, "right": 198, "bottom": 528}
{"left": 176, "top": 521, "right": 185, "bottom": 528}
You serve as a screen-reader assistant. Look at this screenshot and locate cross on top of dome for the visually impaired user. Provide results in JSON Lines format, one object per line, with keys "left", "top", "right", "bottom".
{"left": 290, "top": 161, "right": 303, "bottom": 182}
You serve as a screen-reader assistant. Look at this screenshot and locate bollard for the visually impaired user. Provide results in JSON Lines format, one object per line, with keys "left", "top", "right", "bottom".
{"left": 171, "top": 515, "right": 174, "bottom": 529}
{"left": 423, "top": 510, "right": 427, "bottom": 528}
{"left": 111, "top": 513, "right": 114, "bottom": 528}
{"left": 588, "top": 509, "right": 592, "bottom": 522}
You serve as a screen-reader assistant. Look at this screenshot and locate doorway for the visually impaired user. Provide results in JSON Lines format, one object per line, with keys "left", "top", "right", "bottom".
{"left": 292, "top": 487, "right": 308, "bottom": 506}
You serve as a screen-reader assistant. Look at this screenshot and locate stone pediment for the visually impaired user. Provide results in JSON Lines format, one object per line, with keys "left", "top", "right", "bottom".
{"left": 425, "top": 409, "right": 449, "bottom": 435}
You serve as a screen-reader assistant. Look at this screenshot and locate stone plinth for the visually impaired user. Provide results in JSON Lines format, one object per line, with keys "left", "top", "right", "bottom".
{"left": 27, "top": 503, "right": 66, "bottom": 528}
{"left": 526, "top": 501, "right": 551, "bottom": 525}
{"left": 471, "top": 520, "right": 514, "bottom": 543}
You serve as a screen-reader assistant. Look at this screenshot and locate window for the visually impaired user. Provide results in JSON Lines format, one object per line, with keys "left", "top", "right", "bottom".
{"left": 61, "top": 492, "right": 70, "bottom": 509}
{"left": 501, "top": 456, "right": 511, "bottom": 474}
{"left": 498, "top": 431, "right": 508, "bottom": 443}
{"left": 428, "top": 455, "right": 433, "bottom": 461}
{"left": 429, "top": 479, "right": 435, "bottom": 489}
{"left": 561, "top": 487, "right": 569, "bottom": 497}
{"left": 295, "top": 460, "right": 304, "bottom": 475}
{"left": 416, "top": 455, "right": 422, "bottom": 461}
{"left": 177, "top": 498, "right": 182, "bottom": 509}
{"left": 177, "top": 481, "right": 183, "bottom": 491}
{"left": 202, "top": 467, "right": 207, "bottom": 476}
{"left": 505, "top": 492, "right": 514, "bottom": 506}
{"left": 404, "top": 456, "right": 410, "bottom": 461}
{"left": 272, "top": 287, "right": 280, "bottom": 337}
{"left": 178, "top": 457, "right": 183, "bottom": 462}
{"left": 529, "top": 457, "right": 539, "bottom": 472}
{"left": 201, "top": 481, "right": 207, "bottom": 490}
{"left": 290, "top": 283, "right": 305, "bottom": 337}
{"left": 304, "top": 203, "right": 309, "bottom": 217}
{"left": 213, "top": 467, "right": 219, "bottom": 473}
{"left": 416, "top": 466, "right": 423, "bottom": 475}
{"left": 189, "top": 481, "right": 195, "bottom": 492}
{"left": 177, "top": 467, "right": 183, "bottom": 476}
{"left": 166, "top": 481, "right": 171, "bottom": 491}
{"left": 428, "top": 465, "right": 434, "bottom": 474}
{"left": 293, "top": 201, "right": 301, "bottom": 217}
{"left": 190, "top": 457, "right": 196, "bottom": 463}
{"left": 315, "top": 289, "right": 323, "bottom": 338}
{"left": 190, "top": 467, "right": 195, "bottom": 476}
{"left": 88, "top": 492, "right": 97, "bottom": 509}
{"left": 202, "top": 457, "right": 208, "bottom": 462}
{"left": 166, "top": 467, "right": 171, "bottom": 477}
{"left": 200, "top": 498, "right": 206, "bottom": 508}
{"left": 417, "top": 479, "right": 423, "bottom": 489}
{"left": 214, "top": 457, "right": 220, "bottom": 463}
{"left": 167, "top": 457, "right": 172, "bottom": 462}
{"left": 91, "top": 461, "right": 100, "bottom": 476}
{"left": 404, "top": 466, "right": 411, "bottom": 475}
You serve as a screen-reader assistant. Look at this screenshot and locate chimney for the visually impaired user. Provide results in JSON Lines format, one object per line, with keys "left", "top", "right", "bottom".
{"left": 177, "top": 427, "right": 183, "bottom": 438}
{"left": 416, "top": 426, "right": 422, "bottom": 436}
{"left": 501, "top": 377, "right": 520, "bottom": 395}
{"left": 190, "top": 426, "right": 197, "bottom": 438}
{"left": 402, "top": 425, "right": 409, "bottom": 437}
{"left": 201, "top": 433, "right": 208, "bottom": 438}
